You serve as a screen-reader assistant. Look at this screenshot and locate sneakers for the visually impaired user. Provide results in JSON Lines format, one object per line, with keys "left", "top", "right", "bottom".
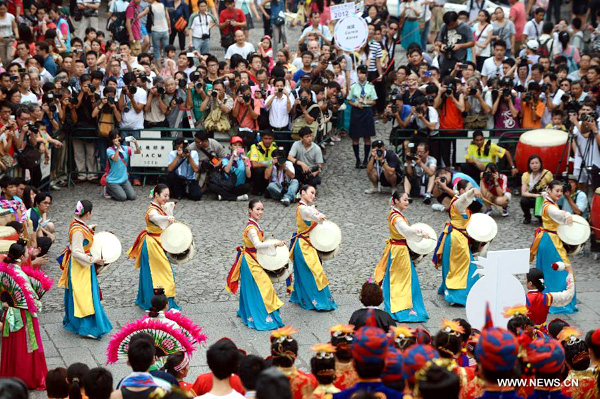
{"left": 432, "top": 204, "right": 445, "bottom": 211}
{"left": 133, "top": 179, "right": 142, "bottom": 186}
{"left": 236, "top": 194, "right": 249, "bottom": 201}
{"left": 423, "top": 193, "right": 432, "bottom": 205}
{"left": 523, "top": 217, "right": 531, "bottom": 224}
{"left": 364, "top": 186, "right": 379, "bottom": 194}
{"left": 281, "top": 197, "right": 291, "bottom": 206}
{"left": 50, "top": 184, "right": 61, "bottom": 191}
{"left": 217, "top": 195, "right": 222, "bottom": 201}
{"left": 484, "top": 209, "right": 493, "bottom": 215}
{"left": 502, "top": 207, "right": 509, "bottom": 217}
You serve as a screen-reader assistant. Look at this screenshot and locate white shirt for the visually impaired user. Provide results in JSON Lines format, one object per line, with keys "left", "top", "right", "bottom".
{"left": 523, "top": 19, "right": 543, "bottom": 40}
{"left": 266, "top": 94, "right": 291, "bottom": 128}
{"left": 196, "top": 392, "right": 245, "bottom": 399}
{"left": 474, "top": 22, "right": 494, "bottom": 57}
{"left": 481, "top": 56, "right": 506, "bottom": 78}
{"left": 20, "top": 91, "right": 39, "bottom": 105}
{"left": 150, "top": 2, "right": 169, "bottom": 32}
{"left": 270, "top": 160, "right": 295, "bottom": 185}
{"left": 540, "top": 88, "right": 564, "bottom": 126}
{"left": 0, "top": 13, "right": 15, "bottom": 38}
{"left": 190, "top": 12, "right": 214, "bottom": 38}
{"left": 300, "top": 24, "right": 332, "bottom": 45}
{"left": 573, "top": 123, "right": 600, "bottom": 170}
{"left": 120, "top": 88, "right": 147, "bottom": 130}
{"left": 109, "top": 0, "right": 129, "bottom": 13}
{"left": 224, "top": 42, "right": 256, "bottom": 60}
{"left": 467, "top": 0, "right": 489, "bottom": 23}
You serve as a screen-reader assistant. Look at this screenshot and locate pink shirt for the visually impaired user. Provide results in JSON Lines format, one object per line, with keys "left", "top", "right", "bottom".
{"left": 510, "top": 1, "right": 526, "bottom": 41}
{"left": 126, "top": 2, "right": 142, "bottom": 41}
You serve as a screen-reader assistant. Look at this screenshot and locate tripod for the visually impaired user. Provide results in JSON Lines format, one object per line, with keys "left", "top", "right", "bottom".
{"left": 172, "top": 107, "right": 199, "bottom": 137}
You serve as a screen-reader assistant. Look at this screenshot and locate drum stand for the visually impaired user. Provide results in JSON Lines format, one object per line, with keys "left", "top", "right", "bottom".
{"left": 172, "top": 107, "right": 199, "bottom": 137}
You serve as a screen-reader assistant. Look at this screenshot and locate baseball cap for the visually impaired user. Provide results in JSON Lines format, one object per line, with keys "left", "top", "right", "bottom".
{"left": 526, "top": 40, "right": 539, "bottom": 51}
{"left": 300, "top": 74, "right": 312, "bottom": 81}
{"left": 372, "top": 140, "right": 384, "bottom": 148}
{"left": 230, "top": 136, "right": 243, "bottom": 144}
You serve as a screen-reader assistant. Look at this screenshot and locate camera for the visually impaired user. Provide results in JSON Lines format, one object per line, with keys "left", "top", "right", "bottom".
{"left": 195, "top": 82, "right": 203, "bottom": 91}
{"left": 173, "top": 97, "right": 184, "bottom": 105}
{"left": 201, "top": 34, "right": 210, "bottom": 40}
{"left": 540, "top": 83, "right": 549, "bottom": 93}
{"left": 107, "top": 96, "right": 115, "bottom": 105}
{"left": 376, "top": 149, "right": 384, "bottom": 157}
{"left": 561, "top": 180, "right": 571, "bottom": 193}
{"left": 406, "top": 153, "right": 417, "bottom": 161}
{"left": 469, "top": 87, "right": 478, "bottom": 96}
{"left": 190, "top": 71, "right": 201, "bottom": 82}
{"left": 483, "top": 170, "right": 493, "bottom": 183}
{"left": 445, "top": 84, "right": 454, "bottom": 96}
{"left": 127, "top": 85, "right": 137, "bottom": 95}
{"left": 439, "top": 176, "right": 447, "bottom": 183}
{"left": 26, "top": 123, "right": 38, "bottom": 133}
{"left": 300, "top": 97, "right": 309, "bottom": 107}
{"left": 211, "top": 90, "right": 218, "bottom": 98}
{"left": 502, "top": 88, "right": 512, "bottom": 97}
{"left": 277, "top": 88, "right": 283, "bottom": 94}
{"left": 178, "top": 79, "right": 187, "bottom": 89}
{"left": 309, "top": 165, "right": 321, "bottom": 173}
{"left": 88, "top": 83, "right": 96, "bottom": 92}
{"left": 561, "top": 94, "right": 571, "bottom": 103}
{"left": 242, "top": 93, "right": 251, "bottom": 103}
{"left": 68, "top": 97, "right": 78, "bottom": 105}
{"left": 523, "top": 92, "right": 533, "bottom": 103}
{"left": 415, "top": 105, "right": 425, "bottom": 114}
{"left": 579, "top": 112, "right": 598, "bottom": 123}
{"left": 138, "top": 73, "right": 150, "bottom": 83}
{"left": 156, "top": 85, "right": 165, "bottom": 95}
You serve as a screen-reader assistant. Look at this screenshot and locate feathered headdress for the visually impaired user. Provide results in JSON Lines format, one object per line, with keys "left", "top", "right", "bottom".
{"left": 557, "top": 327, "right": 582, "bottom": 346}
{"left": 21, "top": 266, "right": 53, "bottom": 300}
{"left": 0, "top": 262, "right": 38, "bottom": 313}
{"left": 391, "top": 325, "right": 414, "bottom": 340}
{"left": 503, "top": 305, "right": 529, "bottom": 318}
{"left": 106, "top": 319, "right": 196, "bottom": 364}
{"left": 75, "top": 201, "right": 85, "bottom": 217}
{"left": 162, "top": 310, "right": 207, "bottom": 346}
{"left": 475, "top": 302, "right": 519, "bottom": 372}
{"left": 440, "top": 319, "right": 465, "bottom": 336}
{"left": 311, "top": 343, "right": 336, "bottom": 359}
{"left": 270, "top": 326, "right": 298, "bottom": 344}
{"left": 330, "top": 324, "right": 354, "bottom": 337}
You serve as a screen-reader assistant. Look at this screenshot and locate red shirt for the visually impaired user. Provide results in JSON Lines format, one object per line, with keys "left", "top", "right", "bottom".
{"left": 509, "top": 1, "right": 527, "bottom": 41}
{"left": 219, "top": 8, "right": 245, "bottom": 36}
{"left": 439, "top": 97, "right": 463, "bottom": 130}
{"left": 526, "top": 290, "right": 553, "bottom": 325}
{"left": 7, "top": 0, "right": 22, "bottom": 16}
{"left": 126, "top": 1, "right": 142, "bottom": 40}
{"left": 191, "top": 373, "right": 245, "bottom": 396}
{"left": 481, "top": 174, "right": 508, "bottom": 192}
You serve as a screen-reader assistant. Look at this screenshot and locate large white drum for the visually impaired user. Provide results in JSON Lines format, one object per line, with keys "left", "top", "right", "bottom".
{"left": 466, "top": 213, "right": 498, "bottom": 256}
{"left": 90, "top": 231, "right": 122, "bottom": 275}
{"left": 257, "top": 239, "right": 291, "bottom": 284}
{"left": 161, "top": 222, "right": 195, "bottom": 265}
{"left": 309, "top": 221, "right": 342, "bottom": 252}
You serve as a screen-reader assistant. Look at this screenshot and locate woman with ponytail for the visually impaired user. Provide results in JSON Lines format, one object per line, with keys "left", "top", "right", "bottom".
{"left": 163, "top": 351, "right": 196, "bottom": 395}
{"left": 373, "top": 191, "right": 429, "bottom": 322}
{"left": 57, "top": 200, "right": 113, "bottom": 339}
{"left": 67, "top": 363, "right": 89, "bottom": 399}
{"left": 128, "top": 184, "right": 180, "bottom": 311}
{"left": 226, "top": 199, "right": 286, "bottom": 330}
{"left": 0, "top": 242, "right": 48, "bottom": 389}
{"left": 530, "top": 180, "right": 578, "bottom": 314}
{"left": 525, "top": 267, "right": 575, "bottom": 330}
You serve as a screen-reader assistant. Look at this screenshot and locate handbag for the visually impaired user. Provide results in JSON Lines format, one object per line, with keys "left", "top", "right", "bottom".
{"left": 174, "top": 16, "right": 187, "bottom": 32}
{"left": 209, "top": 165, "right": 237, "bottom": 191}
{"left": 17, "top": 144, "right": 40, "bottom": 170}
{"left": 291, "top": 104, "right": 319, "bottom": 140}
{"left": 220, "top": 31, "right": 235, "bottom": 48}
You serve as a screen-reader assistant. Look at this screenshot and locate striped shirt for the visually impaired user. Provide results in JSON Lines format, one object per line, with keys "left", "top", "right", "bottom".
{"left": 367, "top": 40, "right": 383, "bottom": 72}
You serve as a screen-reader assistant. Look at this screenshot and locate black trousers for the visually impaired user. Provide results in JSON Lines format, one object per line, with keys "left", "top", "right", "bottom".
{"left": 169, "top": 29, "right": 186, "bottom": 50}
{"left": 166, "top": 173, "right": 202, "bottom": 201}
{"left": 273, "top": 127, "right": 291, "bottom": 154}
{"left": 520, "top": 196, "right": 537, "bottom": 220}
{"left": 295, "top": 165, "right": 321, "bottom": 186}
{"left": 209, "top": 181, "right": 252, "bottom": 200}
{"left": 251, "top": 166, "right": 268, "bottom": 194}
{"left": 461, "top": 163, "right": 482, "bottom": 184}
{"left": 25, "top": 165, "right": 42, "bottom": 187}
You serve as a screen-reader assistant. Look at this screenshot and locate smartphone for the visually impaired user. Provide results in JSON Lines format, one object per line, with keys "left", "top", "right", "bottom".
{"left": 424, "top": 71, "right": 432, "bottom": 77}
{"left": 9, "top": 115, "right": 15, "bottom": 122}
{"left": 17, "top": 68, "right": 25, "bottom": 73}
{"left": 408, "top": 142, "right": 415, "bottom": 148}
{"left": 186, "top": 52, "right": 195, "bottom": 58}
{"left": 125, "top": 136, "right": 134, "bottom": 142}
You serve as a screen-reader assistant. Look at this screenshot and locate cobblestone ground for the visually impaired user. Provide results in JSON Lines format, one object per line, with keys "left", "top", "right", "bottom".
{"left": 26, "top": 14, "right": 600, "bottom": 395}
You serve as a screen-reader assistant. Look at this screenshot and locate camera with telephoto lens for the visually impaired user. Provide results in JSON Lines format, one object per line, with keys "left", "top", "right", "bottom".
{"left": 523, "top": 92, "right": 533, "bottom": 103}
{"left": 561, "top": 94, "right": 571, "bottom": 103}
{"left": 173, "top": 97, "right": 184, "bottom": 105}
{"left": 190, "top": 71, "right": 201, "bottom": 82}
{"left": 439, "top": 176, "right": 447, "bottom": 183}
{"left": 300, "top": 97, "right": 309, "bottom": 107}
{"left": 561, "top": 180, "right": 571, "bottom": 193}
{"left": 43, "top": 94, "right": 56, "bottom": 112}
{"left": 126, "top": 85, "right": 137, "bottom": 95}
{"left": 138, "top": 74, "right": 150, "bottom": 83}
{"left": 211, "top": 90, "right": 218, "bottom": 98}
{"left": 156, "top": 85, "right": 165, "bottom": 95}
{"left": 579, "top": 112, "right": 598, "bottom": 123}
{"left": 195, "top": 82, "right": 204, "bottom": 91}
{"left": 376, "top": 149, "right": 384, "bottom": 158}
{"left": 391, "top": 104, "right": 398, "bottom": 113}
{"left": 178, "top": 79, "right": 187, "bottom": 89}
{"left": 445, "top": 84, "right": 454, "bottom": 96}
{"left": 242, "top": 93, "right": 251, "bottom": 103}
{"left": 502, "top": 88, "right": 512, "bottom": 97}
{"left": 406, "top": 153, "right": 417, "bottom": 161}
{"left": 469, "top": 87, "right": 478, "bottom": 96}
{"left": 26, "top": 123, "right": 38, "bottom": 133}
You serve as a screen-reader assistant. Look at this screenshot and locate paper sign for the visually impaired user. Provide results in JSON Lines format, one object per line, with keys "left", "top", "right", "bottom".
{"left": 331, "top": 2, "right": 356, "bottom": 20}
{"left": 130, "top": 140, "right": 171, "bottom": 167}
{"left": 41, "top": 152, "right": 51, "bottom": 180}
{"left": 465, "top": 249, "right": 530, "bottom": 329}
{"left": 140, "top": 130, "right": 162, "bottom": 139}
{"left": 334, "top": 16, "right": 368, "bottom": 52}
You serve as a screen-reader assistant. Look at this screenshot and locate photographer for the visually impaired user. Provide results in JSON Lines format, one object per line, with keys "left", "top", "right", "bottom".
{"left": 248, "top": 130, "right": 277, "bottom": 195}
{"left": 288, "top": 126, "right": 323, "bottom": 186}
{"left": 166, "top": 137, "right": 202, "bottom": 201}
{"left": 210, "top": 135, "right": 252, "bottom": 201}
{"left": 433, "top": 76, "right": 465, "bottom": 167}
{"left": 265, "top": 147, "right": 298, "bottom": 206}
{"left": 144, "top": 76, "right": 169, "bottom": 130}
{"left": 163, "top": 76, "right": 188, "bottom": 129}
{"left": 464, "top": 77, "right": 492, "bottom": 129}
{"left": 104, "top": 130, "right": 140, "bottom": 201}
{"left": 200, "top": 79, "right": 233, "bottom": 135}
{"left": 557, "top": 175, "right": 589, "bottom": 218}
{"left": 92, "top": 86, "right": 122, "bottom": 171}
{"left": 232, "top": 84, "right": 260, "bottom": 131}
{"left": 364, "top": 140, "right": 401, "bottom": 194}
{"left": 383, "top": 95, "right": 412, "bottom": 134}
{"left": 463, "top": 130, "right": 517, "bottom": 182}
{"left": 568, "top": 101, "right": 600, "bottom": 190}
{"left": 435, "top": 11, "right": 474, "bottom": 76}
{"left": 521, "top": 81, "right": 545, "bottom": 129}
{"left": 491, "top": 76, "right": 521, "bottom": 134}
{"left": 72, "top": 74, "right": 98, "bottom": 182}
{"left": 265, "top": 77, "right": 293, "bottom": 152}
{"left": 188, "top": 130, "right": 225, "bottom": 190}
{"left": 119, "top": 72, "right": 147, "bottom": 186}
{"left": 480, "top": 163, "right": 510, "bottom": 216}
{"left": 540, "top": 73, "right": 567, "bottom": 127}
{"left": 431, "top": 167, "right": 482, "bottom": 212}
{"left": 291, "top": 86, "right": 320, "bottom": 140}
{"left": 404, "top": 142, "right": 436, "bottom": 203}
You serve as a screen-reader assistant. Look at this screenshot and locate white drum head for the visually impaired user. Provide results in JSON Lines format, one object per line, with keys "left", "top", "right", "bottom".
{"left": 309, "top": 221, "right": 342, "bottom": 252}
{"left": 558, "top": 215, "right": 591, "bottom": 245}
{"left": 466, "top": 213, "right": 498, "bottom": 243}
{"left": 257, "top": 240, "right": 290, "bottom": 271}
{"left": 0, "top": 240, "right": 16, "bottom": 254}
{"left": 90, "top": 231, "right": 122, "bottom": 264}
{"left": 407, "top": 223, "right": 437, "bottom": 255}
{"left": 161, "top": 222, "right": 193, "bottom": 254}
{"left": 318, "top": 245, "right": 341, "bottom": 261}
{"left": 519, "top": 129, "right": 568, "bottom": 146}
{"left": 0, "top": 226, "right": 17, "bottom": 239}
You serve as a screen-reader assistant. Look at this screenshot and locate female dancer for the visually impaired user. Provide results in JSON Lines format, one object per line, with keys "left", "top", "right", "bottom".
{"left": 289, "top": 185, "right": 337, "bottom": 311}
{"left": 128, "top": 184, "right": 180, "bottom": 311}
{"left": 530, "top": 180, "right": 578, "bottom": 314}
{"left": 374, "top": 191, "right": 429, "bottom": 322}
{"left": 433, "top": 181, "right": 481, "bottom": 306}
{"left": 0, "top": 242, "right": 47, "bottom": 389}
{"left": 58, "top": 200, "right": 112, "bottom": 339}
{"left": 226, "top": 199, "right": 286, "bottom": 330}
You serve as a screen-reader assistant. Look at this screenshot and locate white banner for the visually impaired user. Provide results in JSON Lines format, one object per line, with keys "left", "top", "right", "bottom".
{"left": 333, "top": 16, "right": 368, "bottom": 52}
{"left": 130, "top": 140, "right": 171, "bottom": 167}
{"left": 330, "top": 2, "right": 356, "bottom": 20}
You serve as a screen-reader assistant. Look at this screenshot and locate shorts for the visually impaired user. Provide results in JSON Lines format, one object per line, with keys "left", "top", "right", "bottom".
{"left": 141, "top": 24, "right": 148, "bottom": 36}
{"left": 130, "top": 40, "right": 142, "bottom": 56}
{"left": 380, "top": 171, "right": 401, "bottom": 187}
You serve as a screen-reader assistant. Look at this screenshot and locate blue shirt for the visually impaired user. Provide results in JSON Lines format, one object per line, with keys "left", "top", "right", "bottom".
{"left": 43, "top": 55, "right": 57, "bottom": 76}
{"left": 168, "top": 149, "right": 199, "bottom": 180}
{"left": 557, "top": 190, "right": 589, "bottom": 219}
{"left": 106, "top": 146, "right": 132, "bottom": 184}
{"left": 333, "top": 381, "right": 404, "bottom": 399}
{"left": 292, "top": 69, "right": 310, "bottom": 84}
{"left": 399, "top": 104, "right": 412, "bottom": 121}
{"left": 222, "top": 156, "right": 247, "bottom": 186}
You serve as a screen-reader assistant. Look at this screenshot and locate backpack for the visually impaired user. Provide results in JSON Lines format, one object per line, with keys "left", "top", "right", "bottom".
{"left": 109, "top": 4, "right": 130, "bottom": 43}
{"left": 146, "top": 4, "right": 154, "bottom": 33}
{"left": 537, "top": 36, "right": 554, "bottom": 57}
{"left": 98, "top": 110, "right": 115, "bottom": 137}
{"left": 561, "top": 47, "right": 578, "bottom": 73}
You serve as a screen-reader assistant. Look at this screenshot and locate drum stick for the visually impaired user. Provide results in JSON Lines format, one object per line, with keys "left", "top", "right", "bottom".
{"left": 572, "top": 220, "right": 600, "bottom": 232}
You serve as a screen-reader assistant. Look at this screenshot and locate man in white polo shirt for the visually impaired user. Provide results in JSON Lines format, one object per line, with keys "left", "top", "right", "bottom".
{"left": 266, "top": 76, "right": 293, "bottom": 151}
{"left": 481, "top": 40, "right": 507, "bottom": 86}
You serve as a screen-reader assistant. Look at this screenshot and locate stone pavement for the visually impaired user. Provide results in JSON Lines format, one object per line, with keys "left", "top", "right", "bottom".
{"left": 26, "top": 10, "right": 600, "bottom": 396}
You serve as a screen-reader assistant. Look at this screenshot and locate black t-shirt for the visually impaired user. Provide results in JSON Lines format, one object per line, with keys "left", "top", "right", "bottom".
{"left": 349, "top": 308, "right": 397, "bottom": 332}
{"left": 369, "top": 150, "right": 401, "bottom": 174}
{"left": 293, "top": 101, "right": 321, "bottom": 122}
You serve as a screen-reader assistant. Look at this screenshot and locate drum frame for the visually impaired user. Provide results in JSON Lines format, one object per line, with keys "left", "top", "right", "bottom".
{"left": 166, "top": 241, "right": 196, "bottom": 264}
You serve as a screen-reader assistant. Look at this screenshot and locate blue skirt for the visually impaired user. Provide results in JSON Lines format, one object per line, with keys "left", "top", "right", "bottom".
{"left": 63, "top": 260, "right": 113, "bottom": 339}
{"left": 401, "top": 19, "right": 421, "bottom": 50}
{"left": 237, "top": 256, "right": 285, "bottom": 331}
{"left": 438, "top": 233, "right": 479, "bottom": 306}
{"left": 290, "top": 241, "right": 337, "bottom": 311}
{"left": 382, "top": 250, "right": 428, "bottom": 322}
{"left": 136, "top": 240, "right": 180, "bottom": 311}
{"left": 536, "top": 233, "right": 578, "bottom": 314}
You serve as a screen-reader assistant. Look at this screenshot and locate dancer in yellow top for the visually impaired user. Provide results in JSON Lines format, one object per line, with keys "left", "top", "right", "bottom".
{"left": 128, "top": 184, "right": 180, "bottom": 310}
{"left": 433, "top": 180, "right": 481, "bottom": 306}
{"left": 289, "top": 184, "right": 337, "bottom": 311}
{"left": 374, "top": 191, "right": 429, "bottom": 322}
{"left": 227, "top": 199, "right": 287, "bottom": 330}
